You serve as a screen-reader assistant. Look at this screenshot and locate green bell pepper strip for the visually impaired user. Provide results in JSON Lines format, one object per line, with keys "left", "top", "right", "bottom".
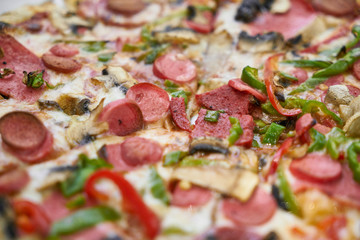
{"left": 345, "top": 25, "right": 360, "bottom": 50}
{"left": 278, "top": 168, "right": 301, "bottom": 216}
{"left": 346, "top": 142, "right": 360, "bottom": 183}
{"left": 307, "top": 129, "right": 326, "bottom": 153}
{"left": 241, "top": 66, "right": 266, "bottom": 93}
{"left": 204, "top": 110, "right": 221, "bottom": 122}
{"left": 179, "top": 156, "right": 216, "bottom": 166}
{"left": 49, "top": 206, "right": 120, "bottom": 236}
{"left": 326, "top": 127, "right": 347, "bottom": 159}
{"left": 149, "top": 167, "right": 170, "bottom": 205}
{"left": 289, "top": 77, "right": 327, "bottom": 94}
{"left": 163, "top": 151, "right": 188, "bottom": 166}
{"left": 261, "top": 102, "right": 282, "bottom": 116}
{"left": 262, "top": 123, "right": 285, "bottom": 145}
{"left": 279, "top": 71, "right": 298, "bottom": 82}
{"left": 170, "top": 90, "right": 190, "bottom": 105}
{"left": 65, "top": 195, "right": 86, "bottom": 209}
{"left": 228, "top": 117, "right": 243, "bottom": 146}
{"left": 98, "top": 52, "right": 116, "bottom": 62}
{"left": 281, "top": 60, "right": 332, "bottom": 69}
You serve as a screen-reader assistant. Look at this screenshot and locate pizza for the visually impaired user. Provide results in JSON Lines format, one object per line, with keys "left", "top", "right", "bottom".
{"left": 0, "top": 0, "right": 360, "bottom": 239}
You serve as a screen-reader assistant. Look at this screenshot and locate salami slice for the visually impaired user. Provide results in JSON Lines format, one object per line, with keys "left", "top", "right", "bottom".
{"left": 107, "top": 0, "right": 145, "bottom": 14}
{"left": 98, "top": 144, "right": 136, "bottom": 172}
{"left": 347, "top": 85, "right": 360, "bottom": 97}
{"left": 42, "top": 54, "right": 81, "bottom": 73}
{"left": 120, "top": 137, "right": 163, "bottom": 166}
{"left": 323, "top": 75, "right": 344, "bottom": 87}
{"left": 291, "top": 68, "right": 308, "bottom": 84}
{"left": 353, "top": 59, "right": 360, "bottom": 81}
{"left": 0, "top": 34, "right": 47, "bottom": 103}
{"left": 249, "top": 0, "right": 316, "bottom": 40}
{"left": 312, "top": 0, "right": 357, "bottom": 16}
{"left": 228, "top": 79, "right": 267, "bottom": 102}
{"left": 295, "top": 113, "right": 316, "bottom": 137}
{"left": 126, "top": 83, "right": 170, "bottom": 123}
{"left": 49, "top": 44, "right": 79, "bottom": 58}
{"left": 313, "top": 123, "right": 331, "bottom": 135}
{"left": 234, "top": 115, "right": 255, "bottom": 148}
{"left": 153, "top": 53, "right": 197, "bottom": 83}
{"left": 222, "top": 188, "right": 277, "bottom": 226}
{"left": 170, "top": 97, "right": 192, "bottom": 132}
{"left": 0, "top": 168, "right": 30, "bottom": 194}
{"left": 99, "top": 99, "right": 143, "bottom": 136}
{"left": 290, "top": 153, "right": 342, "bottom": 183}
{"left": 171, "top": 182, "right": 212, "bottom": 208}
{"left": 204, "top": 227, "right": 262, "bottom": 240}
{"left": 195, "top": 85, "right": 250, "bottom": 115}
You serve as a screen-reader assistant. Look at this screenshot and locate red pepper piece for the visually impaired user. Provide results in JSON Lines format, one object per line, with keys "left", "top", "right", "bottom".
{"left": 266, "top": 137, "right": 294, "bottom": 179}
{"left": 13, "top": 200, "right": 51, "bottom": 236}
{"left": 85, "top": 169, "right": 160, "bottom": 239}
{"left": 264, "top": 54, "right": 302, "bottom": 116}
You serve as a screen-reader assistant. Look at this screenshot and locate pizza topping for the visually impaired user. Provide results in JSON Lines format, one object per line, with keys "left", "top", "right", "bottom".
{"left": 0, "top": 168, "right": 30, "bottom": 194}
{"left": 189, "top": 137, "right": 229, "bottom": 155}
{"left": 234, "top": 0, "right": 264, "bottom": 23}
{"left": 94, "top": 66, "right": 138, "bottom": 91}
{"left": 0, "top": 34, "right": 47, "bottom": 103}
{"left": 153, "top": 27, "right": 200, "bottom": 45}
{"left": 308, "top": 129, "right": 326, "bottom": 153}
{"left": 325, "top": 85, "right": 353, "bottom": 106}
{"left": 49, "top": 206, "right": 120, "bottom": 237}
{"left": 0, "top": 68, "right": 15, "bottom": 78}
{"left": 267, "top": 137, "right": 294, "bottom": 178}
{"left": 149, "top": 167, "right": 170, "bottom": 205}
{"left": 346, "top": 142, "right": 360, "bottom": 183}
{"left": 170, "top": 97, "right": 192, "bottom": 132}
{"left": 241, "top": 66, "right": 266, "bottom": 93}
{"left": 98, "top": 99, "right": 143, "bottom": 136}
{"left": 290, "top": 153, "right": 342, "bottom": 183}
{"left": 107, "top": 0, "right": 146, "bottom": 14}
{"left": 222, "top": 188, "right": 277, "bottom": 225}
{"left": 50, "top": 44, "right": 79, "bottom": 58}
{"left": 0, "top": 111, "right": 47, "bottom": 151}
{"left": 42, "top": 53, "right": 82, "bottom": 73}
{"left": 184, "top": 10, "right": 214, "bottom": 34}
{"left": 228, "top": 116, "right": 243, "bottom": 146}
{"left": 237, "top": 31, "right": 285, "bottom": 53}
{"left": 353, "top": 59, "right": 360, "bottom": 81}
{"left": 277, "top": 168, "right": 301, "bottom": 216}
{"left": 22, "top": 70, "right": 46, "bottom": 89}
{"left": 311, "top": 0, "right": 358, "bottom": 16}
{"left": 153, "top": 53, "right": 197, "bottom": 83}
{"left": 120, "top": 137, "right": 163, "bottom": 166}
{"left": 85, "top": 169, "right": 161, "bottom": 239}
{"left": 228, "top": 78, "right": 267, "bottom": 102}
{"left": 295, "top": 113, "right": 316, "bottom": 138}
{"left": 196, "top": 85, "right": 250, "bottom": 115}
{"left": 57, "top": 95, "right": 91, "bottom": 116}
{"left": 172, "top": 167, "right": 259, "bottom": 202}
{"left": 171, "top": 181, "right": 212, "bottom": 208}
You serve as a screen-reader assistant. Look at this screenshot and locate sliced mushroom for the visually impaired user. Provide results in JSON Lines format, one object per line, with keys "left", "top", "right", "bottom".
{"left": 49, "top": 9, "right": 94, "bottom": 35}
{"left": 270, "top": 0, "right": 290, "bottom": 13}
{"left": 237, "top": 31, "right": 285, "bottom": 53}
{"left": 94, "top": 66, "right": 138, "bottom": 92}
{"left": 172, "top": 167, "right": 259, "bottom": 202}
{"left": 57, "top": 95, "right": 91, "bottom": 116}
{"left": 153, "top": 27, "right": 200, "bottom": 44}
{"left": 340, "top": 95, "right": 360, "bottom": 121}
{"left": 343, "top": 112, "right": 360, "bottom": 138}
{"left": 0, "top": 196, "right": 17, "bottom": 240}
{"left": 325, "top": 85, "right": 353, "bottom": 106}
{"left": 65, "top": 99, "right": 108, "bottom": 147}
{"left": 38, "top": 99, "right": 62, "bottom": 111}
{"left": 189, "top": 137, "right": 229, "bottom": 155}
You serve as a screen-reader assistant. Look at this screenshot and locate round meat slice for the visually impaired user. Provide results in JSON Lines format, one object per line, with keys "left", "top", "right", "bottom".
{"left": 228, "top": 78, "right": 267, "bottom": 102}
{"left": 50, "top": 44, "right": 79, "bottom": 58}
{"left": 99, "top": 99, "right": 143, "bottom": 136}
{"left": 0, "top": 168, "right": 30, "bottom": 194}
{"left": 126, "top": 83, "right": 170, "bottom": 123}
{"left": 204, "top": 227, "right": 262, "bottom": 240}
{"left": 312, "top": 0, "right": 357, "bottom": 16}
{"left": 42, "top": 53, "right": 81, "bottom": 73}
{"left": 290, "top": 153, "right": 342, "bottom": 183}
{"left": 170, "top": 97, "right": 191, "bottom": 132}
{"left": 171, "top": 182, "right": 212, "bottom": 208}
{"left": 120, "top": 137, "right": 163, "bottom": 166}
{"left": 153, "top": 53, "right": 197, "bottom": 83}
{"left": 222, "top": 188, "right": 277, "bottom": 226}
{"left": 0, "top": 111, "right": 47, "bottom": 151}
{"left": 347, "top": 85, "right": 360, "bottom": 97}
{"left": 353, "top": 59, "right": 360, "bottom": 81}
{"left": 107, "top": 0, "right": 146, "bottom": 14}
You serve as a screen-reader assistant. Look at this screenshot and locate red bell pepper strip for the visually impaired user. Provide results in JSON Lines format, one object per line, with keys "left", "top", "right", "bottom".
{"left": 264, "top": 54, "right": 302, "bottom": 116}
{"left": 266, "top": 137, "right": 294, "bottom": 179}
{"left": 13, "top": 200, "right": 51, "bottom": 236}
{"left": 85, "top": 169, "right": 160, "bottom": 239}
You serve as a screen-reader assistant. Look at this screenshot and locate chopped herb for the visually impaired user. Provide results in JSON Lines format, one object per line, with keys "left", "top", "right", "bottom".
{"left": 98, "top": 52, "right": 116, "bottom": 62}
{"left": 0, "top": 68, "right": 15, "bottom": 78}
{"left": 149, "top": 167, "right": 170, "bottom": 205}
{"left": 204, "top": 110, "right": 221, "bottom": 122}
{"left": 262, "top": 123, "right": 285, "bottom": 145}
{"left": 163, "top": 151, "right": 188, "bottom": 166}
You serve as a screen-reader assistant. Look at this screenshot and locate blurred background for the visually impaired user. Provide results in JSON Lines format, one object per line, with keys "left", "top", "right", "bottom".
{"left": 0, "top": 0, "right": 64, "bottom": 14}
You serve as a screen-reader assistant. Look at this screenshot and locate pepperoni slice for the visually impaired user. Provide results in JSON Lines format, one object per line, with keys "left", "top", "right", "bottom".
{"left": 312, "top": 0, "right": 357, "bottom": 16}
{"left": 99, "top": 99, "right": 143, "bottom": 136}
{"left": 222, "top": 188, "right": 277, "bottom": 226}
{"left": 49, "top": 44, "right": 79, "bottom": 58}
{"left": 3, "top": 131, "right": 54, "bottom": 163}
{"left": 234, "top": 115, "right": 255, "bottom": 148}
{"left": 249, "top": 0, "right": 316, "bottom": 40}
{"left": 42, "top": 53, "right": 81, "bottom": 73}
{"left": 291, "top": 68, "right": 308, "bottom": 84}
{"left": 323, "top": 74, "right": 344, "bottom": 87}
{"left": 207, "top": 227, "right": 262, "bottom": 240}
{"left": 195, "top": 85, "right": 250, "bottom": 115}
{"left": 0, "top": 111, "right": 47, "bottom": 151}
{"left": 171, "top": 182, "right": 212, "bottom": 208}
{"left": 295, "top": 113, "right": 316, "bottom": 137}
{"left": 98, "top": 144, "right": 136, "bottom": 172}
{"left": 228, "top": 78, "right": 267, "bottom": 102}
{"left": 347, "top": 85, "right": 360, "bottom": 97}
{"left": 290, "top": 153, "right": 342, "bottom": 183}
{"left": 353, "top": 59, "right": 360, "bottom": 81}
{"left": 170, "top": 97, "right": 191, "bottom": 132}
{"left": 184, "top": 10, "right": 214, "bottom": 34}
{"left": 126, "top": 83, "right": 170, "bottom": 123}
{"left": 120, "top": 137, "right": 163, "bottom": 166}
{"left": 107, "top": 0, "right": 146, "bottom": 14}
{"left": 313, "top": 123, "right": 331, "bottom": 135}
{"left": 0, "top": 168, "right": 30, "bottom": 194}
{"left": 153, "top": 53, "right": 197, "bottom": 83}
{"left": 0, "top": 34, "right": 47, "bottom": 103}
